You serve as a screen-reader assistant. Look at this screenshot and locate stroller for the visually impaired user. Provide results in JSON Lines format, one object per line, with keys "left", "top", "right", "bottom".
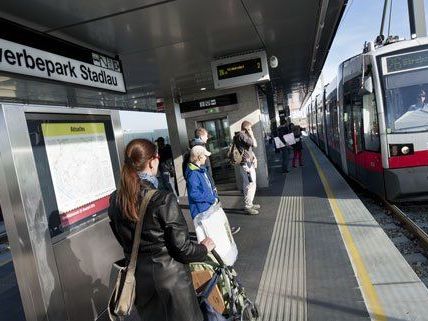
{"left": 190, "top": 250, "right": 259, "bottom": 321}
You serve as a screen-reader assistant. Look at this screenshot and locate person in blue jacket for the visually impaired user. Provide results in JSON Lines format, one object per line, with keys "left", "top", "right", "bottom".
{"left": 186, "top": 145, "right": 218, "bottom": 219}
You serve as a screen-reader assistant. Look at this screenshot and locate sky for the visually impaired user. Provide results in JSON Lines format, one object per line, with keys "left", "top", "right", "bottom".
{"left": 319, "top": 0, "right": 428, "bottom": 87}
{"left": 120, "top": 0, "right": 428, "bottom": 130}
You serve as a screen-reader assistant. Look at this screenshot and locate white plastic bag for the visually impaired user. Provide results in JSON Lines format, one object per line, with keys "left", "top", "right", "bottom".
{"left": 193, "top": 203, "right": 238, "bottom": 266}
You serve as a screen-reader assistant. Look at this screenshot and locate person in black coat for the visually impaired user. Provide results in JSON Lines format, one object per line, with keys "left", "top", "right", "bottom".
{"left": 108, "top": 138, "right": 215, "bottom": 321}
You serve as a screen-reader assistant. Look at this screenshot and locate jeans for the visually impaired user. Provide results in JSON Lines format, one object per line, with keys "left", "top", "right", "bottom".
{"left": 240, "top": 164, "right": 257, "bottom": 208}
{"left": 281, "top": 147, "right": 291, "bottom": 171}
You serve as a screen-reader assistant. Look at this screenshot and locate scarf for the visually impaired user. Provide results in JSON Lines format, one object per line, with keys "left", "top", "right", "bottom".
{"left": 137, "top": 171, "right": 159, "bottom": 189}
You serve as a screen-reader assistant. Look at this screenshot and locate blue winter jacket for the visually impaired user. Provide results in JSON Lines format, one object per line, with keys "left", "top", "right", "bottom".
{"left": 186, "top": 163, "right": 217, "bottom": 219}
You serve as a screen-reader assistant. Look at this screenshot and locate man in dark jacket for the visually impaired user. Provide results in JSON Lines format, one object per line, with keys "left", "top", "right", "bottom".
{"left": 277, "top": 118, "right": 292, "bottom": 173}
{"left": 182, "top": 128, "right": 214, "bottom": 186}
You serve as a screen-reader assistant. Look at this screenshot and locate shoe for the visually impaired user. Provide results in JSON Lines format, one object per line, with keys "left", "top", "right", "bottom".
{"left": 300, "top": 164, "right": 304, "bottom": 167}
{"left": 245, "top": 207, "right": 259, "bottom": 215}
{"left": 231, "top": 226, "right": 241, "bottom": 235}
{"left": 252, "top": 204, "right": 261, "bottom": 210}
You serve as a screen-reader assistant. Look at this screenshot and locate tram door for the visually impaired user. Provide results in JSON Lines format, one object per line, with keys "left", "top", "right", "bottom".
{"left": 343, "top": 75, "right": 364, "bottom": 181}
{"left": 197, "top": 117, "right": 236, "bottom": 190}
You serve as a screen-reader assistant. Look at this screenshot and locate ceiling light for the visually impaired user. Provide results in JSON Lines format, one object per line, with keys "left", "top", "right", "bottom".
{"left": 200, "top": 87, "right": 206, "bottom": 91}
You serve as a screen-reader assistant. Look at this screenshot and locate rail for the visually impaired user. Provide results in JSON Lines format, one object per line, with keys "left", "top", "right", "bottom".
{"left": 382, "top": 199, "right": 428, "bottom": 252}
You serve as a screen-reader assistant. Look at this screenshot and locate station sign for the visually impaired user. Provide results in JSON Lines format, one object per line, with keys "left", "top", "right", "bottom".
{"left": 211, "top": 51, "right": 270, "bottom": 89}
{"left": 0, "top": 18, "right": 125, "bottom": 93}
{"left": 179, "top": 93, "right": 237, "bottom": 114}
{"left": 0, "top": 38, "right": 125, "bottom": 92}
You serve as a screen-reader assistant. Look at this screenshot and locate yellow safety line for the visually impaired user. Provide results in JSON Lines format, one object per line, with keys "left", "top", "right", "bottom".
{"left": 307, "top": 143, "right": 387, "bottom": 321}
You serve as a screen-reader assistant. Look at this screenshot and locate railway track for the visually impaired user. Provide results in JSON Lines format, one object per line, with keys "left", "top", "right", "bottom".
{"left": 382, "top": 200, "right": 428, "bottom": 253}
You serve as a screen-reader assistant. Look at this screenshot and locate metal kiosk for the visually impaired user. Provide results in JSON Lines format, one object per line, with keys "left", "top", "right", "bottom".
{"left": 0, "top": 104, "right": 125, "bottom": 321}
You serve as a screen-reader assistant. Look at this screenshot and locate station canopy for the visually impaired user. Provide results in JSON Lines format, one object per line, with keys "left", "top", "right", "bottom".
{"left": 0, "top": 0, "right": 347, "bottom": 110}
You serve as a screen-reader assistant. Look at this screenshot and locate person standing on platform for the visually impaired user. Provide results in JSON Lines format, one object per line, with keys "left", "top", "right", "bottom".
{"left": 277, "top": 118, "right": 291, "bottom": 173}
{"left": 108, "top": 139, "right": 215, "bottom": 321}
{"left": 185, "top": 145, "right": 218, "bottom": 219}
{"left": 182, "top": 128, "right": 214, "bottom": 186}
{"left": 184, "top": 127, "right": 241, "bottom": 234}
{"left": 155, "top": 137, "right": 177, "bottom": 195}
{"left": 234, "top": 121, "right": 260, "bottom": 215}
{"left": 292, "top": 124, "right": 304, "bottom": 167}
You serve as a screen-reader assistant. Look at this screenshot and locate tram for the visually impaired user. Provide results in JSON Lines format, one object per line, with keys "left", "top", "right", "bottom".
{"left": 308, "top": 37, "right": 428, "bottom": 202}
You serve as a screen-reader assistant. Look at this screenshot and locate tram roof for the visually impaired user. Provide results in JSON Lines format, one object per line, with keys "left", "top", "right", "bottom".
{"left": 0, "top": 0, "right": 347, "bottom": 98}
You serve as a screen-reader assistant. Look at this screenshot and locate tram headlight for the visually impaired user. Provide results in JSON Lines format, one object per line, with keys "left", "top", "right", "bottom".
{"left": 401, "top": 146, "right": 410, "bottom": 155}
{"left": 389, "top": 144, "right": 414, "bottom": 156}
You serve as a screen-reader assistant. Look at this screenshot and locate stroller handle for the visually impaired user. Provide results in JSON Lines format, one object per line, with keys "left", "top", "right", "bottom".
{"left": 211, "top": 250, "right": 225, "bottom": 266}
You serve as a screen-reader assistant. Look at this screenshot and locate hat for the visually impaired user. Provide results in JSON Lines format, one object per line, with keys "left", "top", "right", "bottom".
{"left": 190, "top": 145, "right": 211, "bottom": 158}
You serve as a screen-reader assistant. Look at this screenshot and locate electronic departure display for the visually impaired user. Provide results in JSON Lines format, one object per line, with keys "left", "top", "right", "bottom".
{"left": 386, "top": 49, "right": 428, "bottom": 73}
{"left": 217, "top": 58, "right": 262, "bottom": 80}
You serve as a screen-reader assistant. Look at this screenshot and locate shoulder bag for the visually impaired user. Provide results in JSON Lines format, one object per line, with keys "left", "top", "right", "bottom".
{"left": 108, "top": 189, "right": 157, "bottom": 320}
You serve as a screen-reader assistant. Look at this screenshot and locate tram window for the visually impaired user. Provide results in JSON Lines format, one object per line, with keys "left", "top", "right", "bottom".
{"left": 383, "top": 68, "right": 428, "bottom": 133}
{"left": 363, "top": 93, "right": 380, "bottom": 152}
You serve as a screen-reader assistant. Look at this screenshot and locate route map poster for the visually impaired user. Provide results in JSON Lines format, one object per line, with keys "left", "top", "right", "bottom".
{"left": 41, "top": 122, "right": 116, "bottom": 227}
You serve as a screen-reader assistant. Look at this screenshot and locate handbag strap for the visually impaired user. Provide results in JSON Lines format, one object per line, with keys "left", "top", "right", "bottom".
{"left": 127, "top": 189, "right": 157, "bottom": 274}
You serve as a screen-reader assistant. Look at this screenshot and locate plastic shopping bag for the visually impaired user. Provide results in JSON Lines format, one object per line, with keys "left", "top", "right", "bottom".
{"left": 193, "top": 203, "right": 238, "bottom": 266}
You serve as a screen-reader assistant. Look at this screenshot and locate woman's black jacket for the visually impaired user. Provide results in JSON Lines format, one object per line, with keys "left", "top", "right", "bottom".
{"left": 108, "top": 183, "right": 207, "bottom": 321}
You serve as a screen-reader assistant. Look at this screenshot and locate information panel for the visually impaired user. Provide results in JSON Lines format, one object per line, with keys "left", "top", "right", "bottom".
{"left": 42, "top": 123, "right": 116, "bottom": 227}
{"left": 26, "top": 113, "right": 119, "bottom": 238}
{"left": 211, "top": 51, "right": 270, "bottom": 89}
{"left": 217, "top": 58, "right": 262, "bottom": 80}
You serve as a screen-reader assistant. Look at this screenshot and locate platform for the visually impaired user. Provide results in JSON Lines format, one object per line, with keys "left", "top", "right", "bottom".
{"left": 225, "top": 138, "right": 428, "bottom": 321}
{"left": 2, "top": 139, "right": 428, "bottom": 320}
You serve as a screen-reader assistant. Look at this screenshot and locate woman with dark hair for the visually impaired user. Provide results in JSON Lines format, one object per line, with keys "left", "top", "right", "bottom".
{"left": 108, "top": 138, "right": 215, "bottom": 321}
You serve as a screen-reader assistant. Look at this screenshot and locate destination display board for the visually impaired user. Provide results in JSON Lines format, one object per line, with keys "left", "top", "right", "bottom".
{"left": 217, "top": 58, "right": 262, "bottom": 80}
{"left": 211, "top": 51, "right": 270, "bottom": 89}
{"left": 26, "top": 113, "right": 120, "bottom": 238}
{"left": 384, "top": 49, "right": 428, "bottom": 74}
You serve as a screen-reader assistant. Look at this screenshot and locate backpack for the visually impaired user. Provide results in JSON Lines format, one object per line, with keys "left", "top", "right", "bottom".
{"left": 227, "top": 142, "right": 243, "bottom": 165}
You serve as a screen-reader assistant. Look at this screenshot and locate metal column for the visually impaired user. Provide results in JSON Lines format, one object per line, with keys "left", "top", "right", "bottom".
{"left": 408, "top": 0, "right": 427, "bottom": 38}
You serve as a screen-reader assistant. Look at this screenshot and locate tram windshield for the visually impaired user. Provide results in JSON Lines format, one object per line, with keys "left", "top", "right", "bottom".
{"left": 383, "top": 67, "right": 428, "bottom": 133}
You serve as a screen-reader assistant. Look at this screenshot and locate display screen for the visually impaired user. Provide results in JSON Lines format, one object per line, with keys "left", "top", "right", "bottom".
{"left": 26, "top": 113, "right": 119, "bottom": 238}
{"left": 217, "top": 58, "right": 262, "bottom": 80}
{"left": 386, "top": 49, "right": 428, "bottom": 73}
